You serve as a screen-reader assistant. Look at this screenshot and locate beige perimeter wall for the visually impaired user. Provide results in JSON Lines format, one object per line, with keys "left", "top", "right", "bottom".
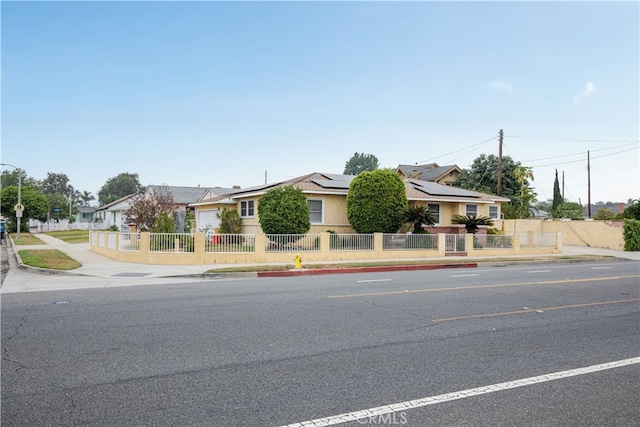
{"left": 502, "top": 219, "right": 626, "bottom": 250}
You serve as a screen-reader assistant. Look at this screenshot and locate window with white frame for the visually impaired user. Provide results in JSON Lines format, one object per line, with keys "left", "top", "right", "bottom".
{"left": 307, "top": 199, "right": 323, "bottom": 224}
{"left": 489, "top": 204, "right": 499, "bottom": 219}
{"left": 466, "top": 204, "right": 478, "bottom": 216}
{"left": 427, "top": 204, "right": 441, "bottom": 224}
{"left": 240, "top": 200, "right": 255, "bottom": 217}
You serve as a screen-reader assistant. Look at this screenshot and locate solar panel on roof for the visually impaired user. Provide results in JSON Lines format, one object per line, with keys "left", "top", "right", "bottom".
{"left": 320, "top": 173, "right": 355, "bottom": 183}
{"left": 411, "top": 180, "right": 480, "bottom": 198}
{"left": 312, "top": 179, "right": 352, "bottom": 189}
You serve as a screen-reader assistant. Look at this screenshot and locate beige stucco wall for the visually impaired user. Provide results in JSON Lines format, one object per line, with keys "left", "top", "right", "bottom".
{"left": 501, "top": 219, "right": 625, "bottom": 250}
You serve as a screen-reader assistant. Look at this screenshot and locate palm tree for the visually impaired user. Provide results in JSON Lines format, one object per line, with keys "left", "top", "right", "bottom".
{"left": 80, "top": 191, "right": 96, "bottom": 206}
{"left": 451, "top": 215, "right": 494, "bottom": 234}
{"left": 402, "top": 204, "right": 437, "bottom": 233}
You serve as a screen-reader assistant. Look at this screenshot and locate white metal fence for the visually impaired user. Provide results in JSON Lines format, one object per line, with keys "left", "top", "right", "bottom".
{"left": 149, "top": 233, "right": 195, "bottom": 253}
{"left": 205, "top": 234, "right": 255, "bottom": 253}
{"left": 445, "top": 234, "right": 466, "bottom": 253}
{"left": 329, "top": 234, "right": 374, "bottom": 251}
{"left": 382, "top": 233, "right": 438, "bottom": 250}
{"left": 266, "top": 234, "right": 321, "bottom": 252}
{"left": 119, "top": 233, "right": 140, "bottom": 252}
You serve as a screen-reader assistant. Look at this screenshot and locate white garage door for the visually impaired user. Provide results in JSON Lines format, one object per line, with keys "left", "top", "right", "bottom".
{"left": 197, "top": 209, "right": 220, "bottom": 232}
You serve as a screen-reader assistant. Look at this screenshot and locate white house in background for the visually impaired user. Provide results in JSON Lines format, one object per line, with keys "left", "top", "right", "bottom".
{"left": 95, "top": 194, "right": 137, "bottom": 231}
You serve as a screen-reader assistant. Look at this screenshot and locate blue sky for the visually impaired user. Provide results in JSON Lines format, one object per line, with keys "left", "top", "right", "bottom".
{"left": 2, "top": 1, "right": 638, "bottom": 205}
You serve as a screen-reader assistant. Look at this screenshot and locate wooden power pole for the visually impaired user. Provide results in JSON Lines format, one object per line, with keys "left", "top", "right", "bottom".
{"left": 587, "top": 150, "right": 591, "bottom": 218}
{"left": 497, "top": 129, "right": 503, "bottom": 196}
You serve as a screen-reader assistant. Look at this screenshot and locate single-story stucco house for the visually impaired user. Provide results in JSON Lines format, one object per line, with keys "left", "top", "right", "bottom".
{"left": 189, "top": 172, "right": 510, "bottom": 234}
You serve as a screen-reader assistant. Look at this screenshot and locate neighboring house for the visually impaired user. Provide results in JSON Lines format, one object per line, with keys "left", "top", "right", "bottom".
{"left": 146, "top": 185, "right": 214, "bottom": 232}
{"left": 191, "top": 186, "right": 242, "bottom": 232}
{"left": 95, "top": 194, "right": 137, "bottom": 231}
{"left": 396, "top": 163, "right": 461, "bottom": 186}
{"left": 584, "top": 202, "right": 628, "bottom": 218}
{"left": 190, "top": 172, "right": 509, "bottom": 234}
{"left": 75, "top": 205, "right": 97, "bottom": 223}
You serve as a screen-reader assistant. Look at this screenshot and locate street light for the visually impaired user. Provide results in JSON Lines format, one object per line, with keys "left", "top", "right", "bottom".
{"left": 1, "top": 163, "right": 23, "bottom": 239}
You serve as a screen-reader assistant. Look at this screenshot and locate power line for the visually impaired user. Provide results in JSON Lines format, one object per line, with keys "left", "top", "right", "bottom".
{"left": 415, "top": 135, "right": 497, "bottom": 165}
{"left": 522, "top": 143, "right": 639, "bottom": 163}
{"left": 527, "top": 147, "right": 639, "bottom": 168}
{"left": 504, "top": 134, "right": 639, "bottom": 143}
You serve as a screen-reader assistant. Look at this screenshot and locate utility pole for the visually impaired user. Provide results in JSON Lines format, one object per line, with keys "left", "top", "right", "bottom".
{"left": 562, "top": 171, "right": 565, "bottom": 201}
{"left": 497, "top": 129, "right": 503, "bottom": 196}
{"left": 587, "top": 150, "right": 591, "bottom": 218}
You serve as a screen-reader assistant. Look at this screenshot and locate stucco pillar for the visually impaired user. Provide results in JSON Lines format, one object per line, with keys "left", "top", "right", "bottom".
{"left": 140, "top": 232, "right": 150, "bottom": 259}
{"left": 465, "top": 233, "right": 474, "bottom": 256}
{"left": 437, "top": 233, "right": 446, "bottom": 256}
{"left": 255, "top": 233, "right": 266, "bottom": 262}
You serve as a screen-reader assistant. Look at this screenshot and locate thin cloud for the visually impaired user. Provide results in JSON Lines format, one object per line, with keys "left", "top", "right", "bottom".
{"left": 489, "top": 81, "right": 513, "bottom": 92}
{"left": 573, "top": 81, "right": 595, "bottom": 104}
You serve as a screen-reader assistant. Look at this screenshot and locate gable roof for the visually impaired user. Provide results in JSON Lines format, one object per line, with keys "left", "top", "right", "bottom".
{"left": 190, "top": 172, "right": 509, "bottom": 206}
{"left": 95, "top": 194, "right": 137, "bottom": 211}
{"left": 147, "top": 185, "right": 211, "bottom": 205}
{"left": 397, "top": 163, "right": 461, "bottom": 182}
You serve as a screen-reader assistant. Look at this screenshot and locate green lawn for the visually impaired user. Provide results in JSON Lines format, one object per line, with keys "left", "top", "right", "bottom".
{"left": 46, "top": 230, "right": 90, "bottom": 244}
{"left": 18, "top": 249, "right": 82, "bottom": 270}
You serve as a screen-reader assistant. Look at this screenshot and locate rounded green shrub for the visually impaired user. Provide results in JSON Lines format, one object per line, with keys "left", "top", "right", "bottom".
{"left": 346, "top": 169, "right": 408, "bottom": 233}
{"left": 258, "top": 186, "right": 310, "bottom": 235}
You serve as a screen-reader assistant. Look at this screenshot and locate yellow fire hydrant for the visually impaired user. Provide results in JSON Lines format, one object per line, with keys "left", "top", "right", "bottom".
{"left": 294, "top": 253, "right": 302, "bottom": 269}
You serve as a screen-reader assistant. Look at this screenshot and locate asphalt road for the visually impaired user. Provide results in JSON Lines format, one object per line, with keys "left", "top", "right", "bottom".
{"left": 2, "top": 260, "right": 639, "bottom": 426}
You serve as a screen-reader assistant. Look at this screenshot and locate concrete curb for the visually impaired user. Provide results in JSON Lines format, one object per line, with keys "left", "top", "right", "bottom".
{"left": 257, "top": 262, "right": 479, "bottom": 277}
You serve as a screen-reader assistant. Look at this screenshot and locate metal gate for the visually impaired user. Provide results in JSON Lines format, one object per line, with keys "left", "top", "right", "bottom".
{"left": 445, "top": 234, "right": 466, "bottom": 254}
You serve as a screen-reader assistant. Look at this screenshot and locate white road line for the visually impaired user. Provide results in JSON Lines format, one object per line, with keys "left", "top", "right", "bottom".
{"left": 280, "top": 357, "right": 640, "bottom": 427}
{"left": 591, "top": 266, "right": 612, "bottom": 270}
{"left": 356, "top": 279, "right": 392, "bottom": 283}
{"left": 526, "top": 270, "right": 552, "bottom": 273}
{"left": 450, "top": 274, "right": 479, "bottom": 277}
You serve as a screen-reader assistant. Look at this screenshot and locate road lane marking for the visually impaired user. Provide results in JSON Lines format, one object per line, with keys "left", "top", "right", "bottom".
{"left": 592, "top": 266, "right": 612, "bottom": 270}
{"left": 280, "top": 357, "right": 640, "bottom": 427}
{"left": 450, "top": 274, "right": 479, "bottom": 277}
{"left": 356, "top": 279, "right": 392, "bottom": 283}
{"left": 431, "top": 298, "right": 640, "bottom": 323}
{"left": 328, "top": 275, "right": 640, "bottom": 299}
{"left": 527, "top": 270, "right": 551, "bottom": 273}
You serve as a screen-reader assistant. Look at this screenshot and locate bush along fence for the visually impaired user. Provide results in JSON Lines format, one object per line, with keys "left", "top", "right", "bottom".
{"left": 89, "top": 231, "right": 562, "bottom": 265}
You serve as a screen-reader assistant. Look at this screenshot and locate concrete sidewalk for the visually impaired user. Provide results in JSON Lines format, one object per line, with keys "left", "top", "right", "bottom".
{"left": 1, "top": 232, "right": 638, "bottom": 293}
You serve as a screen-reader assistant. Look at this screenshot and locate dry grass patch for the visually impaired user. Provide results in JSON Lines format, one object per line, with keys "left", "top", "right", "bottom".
{"left": 18, "top": 250, "right": 82, "bottom": 270}
{"left": 10, "top": 233, "right": 45, "bottom": 245}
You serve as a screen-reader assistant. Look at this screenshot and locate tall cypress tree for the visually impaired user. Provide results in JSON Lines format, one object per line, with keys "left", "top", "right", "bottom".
{"left": 551, "top": 169, "right": 563, "bottom": 215}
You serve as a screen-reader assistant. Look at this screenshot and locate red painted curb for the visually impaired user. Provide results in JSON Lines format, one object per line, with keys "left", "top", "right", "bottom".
{"left": 257, "top": 263, "right": 477, "bottom": 278}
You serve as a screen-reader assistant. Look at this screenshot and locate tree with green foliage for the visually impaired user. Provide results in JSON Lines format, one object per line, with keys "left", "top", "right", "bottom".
{"left": 513, "top": 166, "right": 537, "bottom": 219}
{"left": 402, "top": 204, "right": 437, "bottom": 233}
{"left": 343, "top": 152, "right": 379, "bottom": 175}
{"left": 41, "top": 172, "right": 72, "bottom": 196}
{"left": 1, "top": 186, "right": 48, "bottom": 232}
{"left": 99, "top": 172, "right": 144, "bottom": 206}
{"left": 623, "top": 219, "right": 640, "bottom": 251}
{"left": 346, "top": 169, "right": 408, "bottom": 233}
{"left": 555, "top": 202, "right": 584, "bottom": 220}
{"left": 593, "top": 208, "right": 616, "bottom": 220}
{"left": 217, "top": 207, "right": 243, "bottom": 234}
{"left": 1, "top": 170, "right": 41, "bottom": 190}
{"left": 455, "top": 154, "right": 527, "bottom": 199}
{"left": 621, "top": 199, "right": 640, "bottom": 220}
{"left": 451, "top": 215, "right": 494, "bottom": 234}
{"left": 151, "top": 211, "right": 176, "bottom": 233}
{"left": 258, "top": 186, "right": 310, "bottom": 235}
{"left": 551, "top": 169, "right": 563, "bottom": 216}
